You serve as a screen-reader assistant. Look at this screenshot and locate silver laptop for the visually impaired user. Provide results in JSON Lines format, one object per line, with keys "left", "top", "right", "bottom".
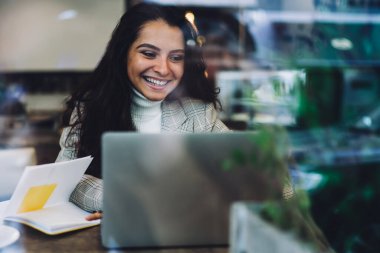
{"left": 101, "top": 132, "right": 287, "bottom": 249}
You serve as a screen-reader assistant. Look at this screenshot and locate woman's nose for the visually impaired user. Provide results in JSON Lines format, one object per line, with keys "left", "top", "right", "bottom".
{"left": 153, "top": 57, "right": 169, "bottom": 76}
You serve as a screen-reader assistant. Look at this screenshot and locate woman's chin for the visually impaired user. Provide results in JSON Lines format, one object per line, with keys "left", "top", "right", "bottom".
{"left": 144, "top": 92, "right": 168, "bottom": 101}
{"left": 143, "top": 87, "right": 175, "bottom": 101}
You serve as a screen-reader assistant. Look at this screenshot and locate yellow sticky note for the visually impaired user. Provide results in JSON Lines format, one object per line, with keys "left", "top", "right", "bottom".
{"left": 17, "top": 184, "right": 57, "bottom": 213}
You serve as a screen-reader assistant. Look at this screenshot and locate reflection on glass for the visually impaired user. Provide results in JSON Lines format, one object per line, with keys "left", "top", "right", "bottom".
{"left": 217, "top": 70, "right": 305, "bottom": 127}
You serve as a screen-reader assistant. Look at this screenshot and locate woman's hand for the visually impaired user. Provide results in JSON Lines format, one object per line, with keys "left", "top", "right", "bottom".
{"left": 86, "top": 211, "right": 103, "bottom": 221}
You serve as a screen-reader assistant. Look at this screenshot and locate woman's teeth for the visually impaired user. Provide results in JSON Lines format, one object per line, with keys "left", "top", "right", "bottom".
{"left": 145, "top": 77, "right": 168, "bottom": 86}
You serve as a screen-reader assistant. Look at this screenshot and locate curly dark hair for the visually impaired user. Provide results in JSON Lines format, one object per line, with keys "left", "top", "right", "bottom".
{"left": 62, "top": 3, "right": 220, "bottom": 177}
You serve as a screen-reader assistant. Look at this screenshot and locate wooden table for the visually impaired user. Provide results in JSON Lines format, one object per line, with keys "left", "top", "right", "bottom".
{"left": 1, "top": 221, "right": 229, "bottom": 253}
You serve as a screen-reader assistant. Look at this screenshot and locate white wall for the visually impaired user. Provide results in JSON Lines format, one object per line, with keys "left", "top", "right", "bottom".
{"left": 0, "top": 0, "right": 124, "bottom": 71}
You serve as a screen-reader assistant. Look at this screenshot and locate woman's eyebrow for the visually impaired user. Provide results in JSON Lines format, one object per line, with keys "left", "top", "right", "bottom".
{"left": 136, "top": 43, "right": 160, "bottom": 51}
{"left": 171, "top": 49, "right": 185, "bottom": 54}
{"left": 136, "top": 43, "right": 184, "bottom": 53}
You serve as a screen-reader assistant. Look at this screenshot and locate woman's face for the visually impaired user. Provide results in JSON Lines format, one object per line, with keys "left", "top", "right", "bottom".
{"left": 127, "top": 19, "right": 185, "bottom": 101}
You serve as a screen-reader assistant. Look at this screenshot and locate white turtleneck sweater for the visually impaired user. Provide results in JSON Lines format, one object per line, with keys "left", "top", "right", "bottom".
{"left": 131, "top": 88, "right": 162, "bottom": 133}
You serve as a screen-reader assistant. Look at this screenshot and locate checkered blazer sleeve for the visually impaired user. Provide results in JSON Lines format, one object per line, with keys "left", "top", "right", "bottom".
{"left": 69, "top": 174, "right": 103, "bottom": 212}
{"left": 56, "top": 127, "right": 103, "bottom": 212}
{"left": 55, "top": 126, "right": 77, "bottom": 162}
{"left": 55, "top": 111, "right": 103, "bottom": 212}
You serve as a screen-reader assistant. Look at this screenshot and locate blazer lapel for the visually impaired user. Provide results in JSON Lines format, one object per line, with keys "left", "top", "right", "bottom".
{"left": 161, "top": 100, "right": 191, "bottom": 133}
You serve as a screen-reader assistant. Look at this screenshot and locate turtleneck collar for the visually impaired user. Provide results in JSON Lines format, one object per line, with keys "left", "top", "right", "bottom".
{"left": 131, "top": 88, "right": 162, "bottom": 118}
{"left": 132, "top": 88, "right": 162, "bottom": 131}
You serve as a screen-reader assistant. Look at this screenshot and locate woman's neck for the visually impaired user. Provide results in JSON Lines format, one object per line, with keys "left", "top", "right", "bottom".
{"left": 131, "top": 88, "right": 162, "bottom": 132}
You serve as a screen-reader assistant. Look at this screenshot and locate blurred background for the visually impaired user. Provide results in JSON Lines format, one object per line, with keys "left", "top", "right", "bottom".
{"left": 1, "top": 0, "right": 380, "bottom": 252}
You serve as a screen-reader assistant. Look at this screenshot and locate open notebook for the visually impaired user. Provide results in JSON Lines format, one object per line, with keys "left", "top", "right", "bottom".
{"left": 0, "top": 156, "right": 100, "bottom": 235}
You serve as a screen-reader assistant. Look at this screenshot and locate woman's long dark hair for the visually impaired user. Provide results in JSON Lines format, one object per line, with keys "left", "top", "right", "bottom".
{"left": 62, "top": 3, "right": 220, "bottom": 177}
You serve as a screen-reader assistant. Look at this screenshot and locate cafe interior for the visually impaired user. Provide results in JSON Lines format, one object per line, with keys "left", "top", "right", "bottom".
{"left": 1, "top": 0, "right": 379, "bottom": 252}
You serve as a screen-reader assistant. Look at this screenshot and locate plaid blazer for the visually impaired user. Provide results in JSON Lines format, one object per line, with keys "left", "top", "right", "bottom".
{"left": 56, "top": 98, "right": 229, "bottom": 212}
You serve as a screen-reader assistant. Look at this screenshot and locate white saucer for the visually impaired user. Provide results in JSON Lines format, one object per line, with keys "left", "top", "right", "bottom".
{"left": 0, "top": 225, "right": 20, "bottom": 248}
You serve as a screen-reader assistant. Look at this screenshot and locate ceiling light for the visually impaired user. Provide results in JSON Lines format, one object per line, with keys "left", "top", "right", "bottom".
{"left": 331, "top": 37, "right": 353, "bottom": 50}
{"left": 57, "top": 10, "right": 77, "bottom": 20}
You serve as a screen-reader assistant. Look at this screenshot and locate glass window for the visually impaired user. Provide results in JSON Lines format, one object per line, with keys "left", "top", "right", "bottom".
{"left": 139, "top": 1, "right": 380, "bottom": 252}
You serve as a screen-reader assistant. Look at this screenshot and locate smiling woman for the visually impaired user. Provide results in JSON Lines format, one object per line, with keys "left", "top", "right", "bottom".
{"left": 55, "top": 2, "right": 229, "bottom": 214}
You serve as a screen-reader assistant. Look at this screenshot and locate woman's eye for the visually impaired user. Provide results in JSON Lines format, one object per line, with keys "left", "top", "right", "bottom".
{"left": 140, "top": 51, "right": 156, "bottom": 58}
{"left": 169, "top": 54, "right": 184, "bottom": 62}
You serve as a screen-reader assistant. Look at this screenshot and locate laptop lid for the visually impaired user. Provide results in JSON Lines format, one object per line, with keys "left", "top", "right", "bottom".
{"left": 101, "top": 131, "right": 287, "bottom": 249}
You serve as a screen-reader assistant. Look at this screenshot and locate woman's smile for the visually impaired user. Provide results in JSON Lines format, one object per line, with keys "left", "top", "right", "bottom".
{"left": 143, "top": 76, "right": 170, "bottom": 88}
